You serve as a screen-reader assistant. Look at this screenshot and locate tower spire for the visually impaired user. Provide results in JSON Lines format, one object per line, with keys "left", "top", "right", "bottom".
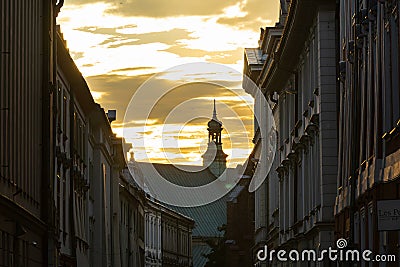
{"left": 203, "top": 100, "right": 227, "bottom": 177}
{"left": 212, "top": 99, "right": 218, "bottom": 120}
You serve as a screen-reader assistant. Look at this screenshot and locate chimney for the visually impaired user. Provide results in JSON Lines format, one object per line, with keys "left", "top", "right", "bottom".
{"left": 107, "top": 110, "right": 116, "bottom": 123}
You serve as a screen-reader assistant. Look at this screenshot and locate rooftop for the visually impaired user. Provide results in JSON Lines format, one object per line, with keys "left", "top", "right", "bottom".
{"left": 133, "top": 162, "right": 235, "bottom": 237}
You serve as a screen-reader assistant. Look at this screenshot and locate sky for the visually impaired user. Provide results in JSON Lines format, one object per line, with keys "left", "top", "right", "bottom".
{"left": 57, "top": 0, "right": 279, "bottom": 166}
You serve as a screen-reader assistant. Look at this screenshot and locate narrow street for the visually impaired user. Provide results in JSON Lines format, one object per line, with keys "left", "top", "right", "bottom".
{"left": 1, "top": 0, "right": 399, "bottom": 266}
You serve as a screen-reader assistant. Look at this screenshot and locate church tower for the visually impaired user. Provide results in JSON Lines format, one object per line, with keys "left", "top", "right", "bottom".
{"left": 202, "top": 100, "right": 227, "bottom": 177}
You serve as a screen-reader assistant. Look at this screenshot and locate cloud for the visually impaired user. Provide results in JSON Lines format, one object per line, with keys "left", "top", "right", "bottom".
{"left": 104, "top": 0, "right": 239, "bottom": 17}
{"left": 63, "top": 0, "right": 259, "bottom": 20}
{"left": 63, "top": 0, "right": 105, "bottom": 4}
{"left": 91, "top": 91, "right": 109, "bottom": 101}
{"left": 82, "top": 63, "right": 95, "bottom": 67}
{"left": 70, "top": 51, "right": 85, "bottom": 60}
{"left": 110, "top": 66, "right": 155, "bottom": 73}
{"left": 124, "top": 82, "right": 251, "bottom": 124}
{"left": 76, "top": 26, "right": 194, "bottom": 47}
{"left": 118, "top": 81, "right": 255, "bottom": 163}
{"left": 85, "top": 73, "right": 252, "bottom": 124}
{"left": 217, "top": 0, "right": 279, "bottom": 30}
{"left": 85, "top": 73, "right": 155, "bottom": 122}
{"left": 97, "top": 75, "right": 255, "bottom": 154}
{"left": 58, "top": 3, "right": 270, "bottom": 76}
{"left": 57, "top": 0, "right": 280, "bottom": 165}
{"left": 162, "top": 45, "right": 244, "bottom": 65}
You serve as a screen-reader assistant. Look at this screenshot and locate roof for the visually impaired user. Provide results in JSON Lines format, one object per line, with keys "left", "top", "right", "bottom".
{"left": 170, "top": 197, "right": 226, "bottom": 237}
{"left": 152, "top": 163, "right": 217, "bottom": 187}
{"left": 192, "top": 244, "right": 212, "bottom": 267}
{"left": 244, "top": 48, "right": 264, "bottom": 66}
{"left": 133, "top": 162, "right": 231, "bottom": 237}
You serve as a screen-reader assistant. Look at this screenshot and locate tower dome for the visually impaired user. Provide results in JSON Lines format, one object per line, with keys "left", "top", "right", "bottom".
{"left": 208, "top": 118, "right": 221, "bottom": 129}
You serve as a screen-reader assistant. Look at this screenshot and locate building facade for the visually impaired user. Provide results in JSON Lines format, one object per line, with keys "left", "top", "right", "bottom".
{"left": 0, "top": 0, "right": 61, "bottom": 265}
{"left": 56, "top": 28, "right": 128, "bottom": 267}
{"left": 143, "top": 186, "right": 195, "bottom": 267}
{"left": 243, "top": 21, "right": 283, "bottom": 267}
{"left": 225, "top": 163, "right": 255, "bottom": 267}
{"left": 335, "top": 0, "right": 400, "bottom": 261}
{"left": 144, "top": 199, "right": 163, "bottom": 267}
{"left": 119, "top": 168, "right": 145, "bottom": 267}
{"left": 161, "top": 205, "right": 194, "bottom": 267}
{"left": 2, "top": 2, "right": 196, "bottom": 267}
{"left": 246, "top": 0, "right": 400, "bottom": 266}
{"left": 57, "top": 27, "right": 196, "bottom": 267}
{"left": 244, "top": 0, "right": 339, "bottom": 266}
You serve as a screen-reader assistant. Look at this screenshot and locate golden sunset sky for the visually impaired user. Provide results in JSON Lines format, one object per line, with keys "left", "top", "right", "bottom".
{"left": 57, "top": 0, "right": 279, "bottom": 166}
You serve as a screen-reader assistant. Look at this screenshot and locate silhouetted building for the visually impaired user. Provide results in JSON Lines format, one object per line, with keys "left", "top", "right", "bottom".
{"left": 160, "top": 203, "right": 194, "bottom": 267}
{"left": 225, "top": 163, "right": 255, "bottom": 267}
{"left": 127, "top": 156, "right": 196, "bottom": 267}
{"left": 144, "top": 197, "right": 162, "bottom": 267}
{"left": 134, "top": 162, "right": 227, "bottom": 267}
{"left": 119, "top": 168, "right": 146, "bottom": 267}
{"left": 243, "top": 22, "right": 283, "bottom": 267}
{"left": 132, "top": 104, "right": 232, "bottom": 267}
{"left": 1, "top": 2, "right": 195, "bottom": 267}
{"left": 244, "top": 0, "right": 339, "bottom": 266}
{"left": 335, "top": 0, "right": 400, "bottom": 259}
{"left": 56, "top": 28, "right": 131, "bottom": 267}
{"left": 0, "top": 1, "right": 61, "bottom": 265}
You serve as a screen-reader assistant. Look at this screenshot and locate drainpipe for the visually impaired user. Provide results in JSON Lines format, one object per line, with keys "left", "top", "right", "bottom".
{"left": 42, "top": 0, "right": 60, "bottom": 265}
